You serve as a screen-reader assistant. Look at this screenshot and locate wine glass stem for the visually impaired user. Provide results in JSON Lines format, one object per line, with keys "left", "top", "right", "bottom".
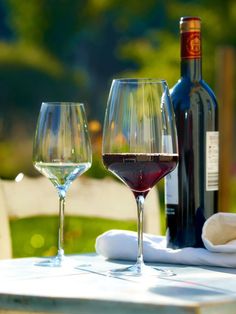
{"left": 58, "top": 196, "right": 65, "bottom": 260}
{"left": 136, "top": 195, "right": 145, "bottom": 267}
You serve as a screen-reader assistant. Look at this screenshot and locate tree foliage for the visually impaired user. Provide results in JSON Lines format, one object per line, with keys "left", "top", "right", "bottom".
{"left": 0, "top": 0, "right": 234, "bottom": 126}
{"left": 0, "top": 0, "right": 234, "bottom": 177}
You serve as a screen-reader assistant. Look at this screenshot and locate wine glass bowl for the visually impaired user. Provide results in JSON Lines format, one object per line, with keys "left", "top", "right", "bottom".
{"left": 102, "top": 78, "right": 178, "bottom": 276}
{"left": 33, "top": 102, "right": 92, "bottom": 267}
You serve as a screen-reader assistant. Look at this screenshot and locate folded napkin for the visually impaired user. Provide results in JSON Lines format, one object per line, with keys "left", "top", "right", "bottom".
{"left": 96, "top": 213, "right": 236, "bottom": 268}
{"left": 202, "top": 212, "right": 236, "bottom": 253}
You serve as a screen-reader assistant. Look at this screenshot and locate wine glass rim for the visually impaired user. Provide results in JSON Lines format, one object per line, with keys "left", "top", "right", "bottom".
{"left": 42, "top": 102, "right": 85, "bottom": 107}
{"left": 112, "top": 78, "right": 167, "bottom": 84}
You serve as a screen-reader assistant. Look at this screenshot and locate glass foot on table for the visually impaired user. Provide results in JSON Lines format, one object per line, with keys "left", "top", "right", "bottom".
{"left": 34, "top": 257, "right": 63, "bottom": 267}
{"left": 108, "top": 262, "right": 175, "bottom": 277}
{"left": 34, "top": 256, "right": 91, "bottom": 268}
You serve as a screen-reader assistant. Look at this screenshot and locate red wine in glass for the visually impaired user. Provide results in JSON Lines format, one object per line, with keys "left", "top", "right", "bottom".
{"left": 103, "top": 153, "right": 178, "bottom": 198}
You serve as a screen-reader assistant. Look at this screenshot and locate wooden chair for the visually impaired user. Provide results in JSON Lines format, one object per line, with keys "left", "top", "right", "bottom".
{"left": 0, "top": 180, "right": 12, "bottom": 259}
{"left": 0, "top": 175, "right": 161, "bottom": 258}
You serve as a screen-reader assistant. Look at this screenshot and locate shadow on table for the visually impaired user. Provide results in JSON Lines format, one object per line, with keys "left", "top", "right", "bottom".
{"left": 149, "top": 265, "right": 236, "bottom": 302}
{"left": 149, "top": 285, "right": 232, "bottom": 302}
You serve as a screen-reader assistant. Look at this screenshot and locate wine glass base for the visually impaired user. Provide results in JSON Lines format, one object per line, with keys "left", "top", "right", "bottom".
{"left": 35, "top": 255, "right": 92, "bottom": 269}
{"left": 34, "top": 255, "right": 75, "bottom": 268}
{"left": 35, "top": 257, "right": 63, "bottom": 268}
{"left": 109, "top": 262, "right": 175, "bottom": 277}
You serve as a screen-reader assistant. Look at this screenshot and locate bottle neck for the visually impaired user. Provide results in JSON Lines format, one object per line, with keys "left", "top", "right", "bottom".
{"left": 180, "top": 26, "right": 202, "bottom": 81}
{"left": 181, "top": 58, "right": 202, "bottom": 81}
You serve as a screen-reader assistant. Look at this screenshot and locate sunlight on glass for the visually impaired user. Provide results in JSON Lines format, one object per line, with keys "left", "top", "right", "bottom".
{"left": 15, "top": 172, "right": 24, "bottom": 183}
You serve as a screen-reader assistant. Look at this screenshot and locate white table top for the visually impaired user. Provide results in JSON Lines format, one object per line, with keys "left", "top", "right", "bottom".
{"left": 1, "top": 254, "right": 236, "bottom": 314}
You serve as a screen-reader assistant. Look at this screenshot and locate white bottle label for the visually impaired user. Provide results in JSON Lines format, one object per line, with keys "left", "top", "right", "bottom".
{"left": 165, "top": 165, "right": 178, "bottom": 205}
{"left": 206, "top": 131, "right": 219, "bottom": 191}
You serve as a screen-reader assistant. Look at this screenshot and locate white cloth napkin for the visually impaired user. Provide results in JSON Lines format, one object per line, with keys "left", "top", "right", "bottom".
{"left": 95, "top": 213, "right": 236, "bottom": 268}
{"left": 202, "top": 212, "right": 236, "bottom": 253}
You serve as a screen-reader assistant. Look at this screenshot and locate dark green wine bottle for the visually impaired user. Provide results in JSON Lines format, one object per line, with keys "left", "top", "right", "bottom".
{"left": 165, "top": 17, "right": 219, "bottom": 248}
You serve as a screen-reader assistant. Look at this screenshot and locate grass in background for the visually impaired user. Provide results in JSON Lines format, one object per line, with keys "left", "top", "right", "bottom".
{"left": 10, "top": 216, "right": 136, "bottom": 258}
{"left": 10, "top": 183, "right": 166, "bottom": 258}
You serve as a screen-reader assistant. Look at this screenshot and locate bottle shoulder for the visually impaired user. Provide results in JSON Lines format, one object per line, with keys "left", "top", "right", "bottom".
{"left": 170, "top": 78, "right": 218, "bottom": 109}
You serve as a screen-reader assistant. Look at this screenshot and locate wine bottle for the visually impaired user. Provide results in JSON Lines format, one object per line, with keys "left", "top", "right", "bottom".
{"left": 165, "top": 17, "right": 219, "bottom": 248}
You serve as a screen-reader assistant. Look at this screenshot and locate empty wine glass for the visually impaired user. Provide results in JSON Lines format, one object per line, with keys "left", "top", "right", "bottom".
{"left": 102, "top": 78, "right": 178, "bottom": 276}
{"left": 33, "top": 102, "right": 92, "bottom": 267}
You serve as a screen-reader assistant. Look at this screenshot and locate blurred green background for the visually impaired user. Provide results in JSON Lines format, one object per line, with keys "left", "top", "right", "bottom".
{"left": 0, "top": 0, "right": 235, "bottom": 258}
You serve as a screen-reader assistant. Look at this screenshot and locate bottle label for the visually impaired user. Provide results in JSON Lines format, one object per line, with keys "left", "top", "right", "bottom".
{"left": 165, "top": 165, "right": 178, "bottom": 205}
{"left": 181, "top": 31, "right": 201, "bottom": 60}
{"left": 206, "top": 131, "right": 219, "bottom": 191}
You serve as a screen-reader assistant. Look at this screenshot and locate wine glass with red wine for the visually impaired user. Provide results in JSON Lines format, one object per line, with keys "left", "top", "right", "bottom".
{"left": 102, "top": 78, "right": 178, "bottom": 276}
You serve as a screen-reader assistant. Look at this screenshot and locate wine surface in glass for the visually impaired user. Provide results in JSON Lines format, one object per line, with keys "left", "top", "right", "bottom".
{"left": 34, "top": 162, "right": 91, "bottom": 186}
{"left": 103, "top": 153, "right": 178, "bottom": 197}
